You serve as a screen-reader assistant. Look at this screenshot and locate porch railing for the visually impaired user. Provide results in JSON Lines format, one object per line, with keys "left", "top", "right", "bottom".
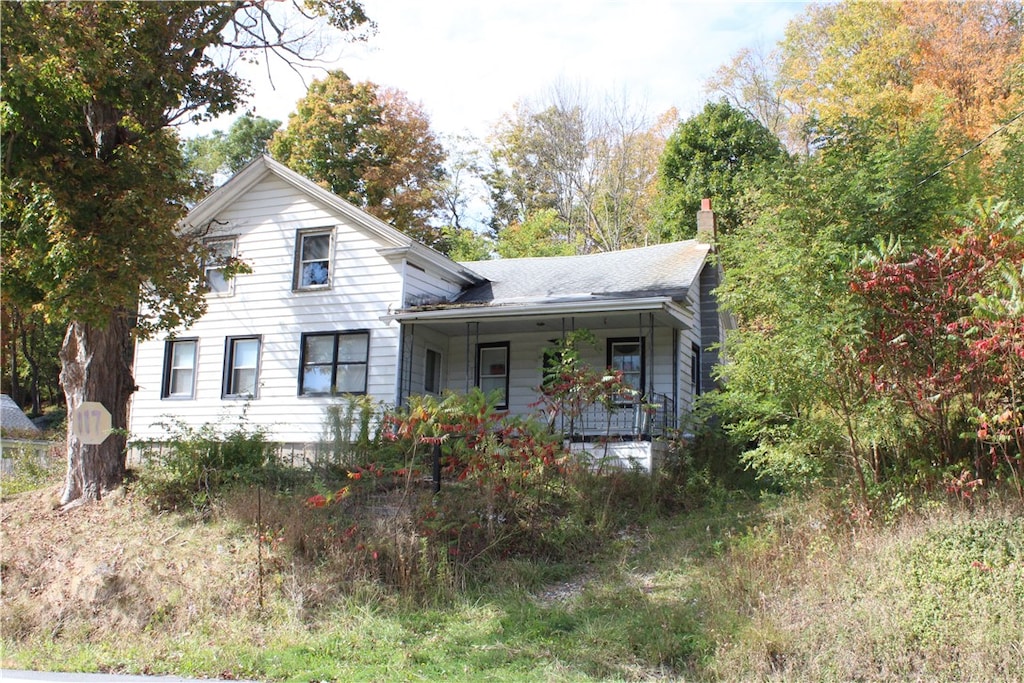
{"left": 561, "top": 392, "right": 676, "bottom": 442}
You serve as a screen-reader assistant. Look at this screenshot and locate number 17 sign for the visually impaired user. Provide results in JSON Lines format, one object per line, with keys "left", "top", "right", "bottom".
{"left": 72, "top": 401, "right": 113, "bottom": 445}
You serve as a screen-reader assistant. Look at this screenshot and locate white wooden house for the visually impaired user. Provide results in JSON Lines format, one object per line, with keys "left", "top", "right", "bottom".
{"left": 129, "top": 156, "right": 729, "bottom": 470}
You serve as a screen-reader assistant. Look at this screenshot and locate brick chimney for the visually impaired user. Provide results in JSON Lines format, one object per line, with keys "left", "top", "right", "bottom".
{"left": 696, "top": 197, "right": 717, "bottom": 244}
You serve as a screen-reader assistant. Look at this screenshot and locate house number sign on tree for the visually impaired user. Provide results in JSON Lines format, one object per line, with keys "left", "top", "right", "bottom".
{"left": 72, "top": 402, "right": 112, "bottom": 445}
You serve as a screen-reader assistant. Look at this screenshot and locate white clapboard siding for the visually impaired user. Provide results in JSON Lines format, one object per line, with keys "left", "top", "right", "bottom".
{"left": 130, "top": 171, "right": 449, "bottom": 445}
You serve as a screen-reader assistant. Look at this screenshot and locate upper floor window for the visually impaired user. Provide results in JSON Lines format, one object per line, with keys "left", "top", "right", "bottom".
{"left": 162, "top": 338, "right": 198, "bottom": 399}
{"left": 294, "top": 228, "right": 333, "bottom": 290}
{"left": 477, "top": 342, "right": 509, "bottom": 409}
{"left": 223, "top": 336, "right": 261, "bottom": 398}
{"left": 299, "top": 331, "right": 369, "bottom": 396}
{"left": 608, "top": 337, "right": 645, "bottom": 400}
{"left": 204, "top": 238, "right": 237, "bottom": 295}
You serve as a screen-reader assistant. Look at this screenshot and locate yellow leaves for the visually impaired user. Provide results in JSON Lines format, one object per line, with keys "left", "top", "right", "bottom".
{"left": 778, "top": 0, "right": 1024, "bottom": 143}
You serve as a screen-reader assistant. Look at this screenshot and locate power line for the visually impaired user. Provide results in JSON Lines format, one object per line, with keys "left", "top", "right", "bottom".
{"left": 907, "top": 108, "right": 1024, "bottom": 195}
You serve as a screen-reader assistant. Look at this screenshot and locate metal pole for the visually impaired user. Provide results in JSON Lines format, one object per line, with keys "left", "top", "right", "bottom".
{"left": 432, "top": 441, "right": 442, "bottom": 493}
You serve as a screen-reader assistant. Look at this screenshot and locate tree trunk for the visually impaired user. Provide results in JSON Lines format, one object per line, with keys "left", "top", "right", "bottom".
{"left": 59, "top": 313, "right": 136, "bottom": 506}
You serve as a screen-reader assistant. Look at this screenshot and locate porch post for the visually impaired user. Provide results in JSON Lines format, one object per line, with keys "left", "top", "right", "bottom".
{"left": 465, "top": 322, "right": 471, "bottom": 394}
{"left": 405, "top": 323, "right": 415, "bottom": 404}
{"left": 396, "top": 322, "right": 407, "bottom": 406}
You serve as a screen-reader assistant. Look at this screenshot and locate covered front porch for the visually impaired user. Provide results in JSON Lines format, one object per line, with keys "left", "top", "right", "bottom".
{"left": 390, "top": 299, "right": 698, "bottom": 471}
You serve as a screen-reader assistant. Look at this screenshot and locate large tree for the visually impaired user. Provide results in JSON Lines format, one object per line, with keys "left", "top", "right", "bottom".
{"left": 485, "top": 83, "right": 672, "bottom": 254}
{"left": 1, "top": 1, "right": 372, "bottom": 507}
{"left": 268, "top": 71, "right": 447, "bottom": 248}
{"left": 709, "top": 1, "right": 1024, "bottom": 153}
{"left": 656, "top": 100, "right": 784, "bottom": 240}
{"left": 183, "top": 114, "right": 282, "bottom": 186}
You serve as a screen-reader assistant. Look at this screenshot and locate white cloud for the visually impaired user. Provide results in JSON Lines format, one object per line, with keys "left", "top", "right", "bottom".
{"left": 183, "top": 1, "right": 808, "bottom": 140}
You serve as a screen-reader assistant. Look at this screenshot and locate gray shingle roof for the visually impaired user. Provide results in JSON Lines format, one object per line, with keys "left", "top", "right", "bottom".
{"left": 1, "top": 394, "right": 39, "bottom": 433}
{"left": 456, "top": 240, "right": 710, "bottom": 305}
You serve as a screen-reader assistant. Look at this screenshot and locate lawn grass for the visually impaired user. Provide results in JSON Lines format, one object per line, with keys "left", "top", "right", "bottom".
{"left": 3, "top": 468, "right": 1023, "bottom": 682}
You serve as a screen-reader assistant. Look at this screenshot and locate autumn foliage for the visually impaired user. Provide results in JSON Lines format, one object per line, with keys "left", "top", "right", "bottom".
{"left": 850, "top": 202, "right": 1024, "bottom": 490}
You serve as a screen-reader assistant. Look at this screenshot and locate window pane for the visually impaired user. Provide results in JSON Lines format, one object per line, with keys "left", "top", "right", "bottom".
{"left": 300, "top": 262, "right": 329, "bottom": 286}
{"left": 335, "top": 365, "right": 366, "bottom": 394}
{"left": 480, "top": 348, "right": 506, "bottom": 376}
{"left": 206, "top": 268, "right": 229, "bottom": 293}
{"left": 232, "top": 368, "right": 256, "bottom": 395}
{"left": 170, "top": 369, "right": 193, "bottom": 396}
{"left": 304, "top": 335, "right": 334, "bottom": 364}
{"left": 172, "top": 341, "right": 195, "bottom": 368}
{"left": 425, "top": 349, "right": 440, "bottom": 393}
{"left": 611, "top": 343, "right": 640, "bottom": 372}
{"left": 302, "top": 234, "right": 330, "bottom": 261}
{"left": 233, "top": 339, "right": 258, "bottom": 368}
{"left": 480, "top": 376, "right": 505, "bottom": 399}
{"left": 302, "top": 366, "right": 332, "bottom": 394}
{"left": 338, "top": 334, "right": 368, "bottom": 362}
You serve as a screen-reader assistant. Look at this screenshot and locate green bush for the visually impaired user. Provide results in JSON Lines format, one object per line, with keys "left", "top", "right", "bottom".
{"left": 136, "top": 417, "right": 277, "bottom": 510}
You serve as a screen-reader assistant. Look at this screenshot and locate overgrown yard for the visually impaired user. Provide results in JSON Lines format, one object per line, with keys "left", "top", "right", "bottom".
{"left": 2, "top": 453, "right": 1022, "bottom": 682}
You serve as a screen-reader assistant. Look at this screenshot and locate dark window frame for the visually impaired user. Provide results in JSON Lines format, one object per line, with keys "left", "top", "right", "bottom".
{"left": 161, "top": 338, "right": 199, "bottom": 399}
{"left": 298, "top": 330, "right": 370, "bottom": 397}
{"left": 476, "top": 341, "right": 510, "bottom": 409}
{"left": 607, "top": 336, "right": 646, "bottom": 402}
{"left": 222, "top": 335, "right": 262, "bottom": 399}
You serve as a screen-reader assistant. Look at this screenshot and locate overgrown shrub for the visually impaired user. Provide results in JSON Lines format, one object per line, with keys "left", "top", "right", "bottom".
{"left": 136, "top": 417, "right": 278, "bottom": 510}
{"left": 254, "top": 388, "right": 694, "bottom": 601}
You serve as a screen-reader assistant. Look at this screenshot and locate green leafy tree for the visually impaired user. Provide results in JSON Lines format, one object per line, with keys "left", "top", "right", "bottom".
{"left": 1, "top": 1, "right": 371, "bottom": 506}
{"left": 495, "top": 209, "right": 579, "bottom": 259}
{"left": 712, "top": 116, "right": 958, "bottom": 502}
{"left": 183, "top": 114, "right": 282, "bottom": 185}
{"left": 656, "top": 100, "right": 784, "bottom": 239}
{"left": 440, "top": 227, "right": 493, "bottom": 262}
{"left": 269, "top": 71, "right": 447, "bottom": 248}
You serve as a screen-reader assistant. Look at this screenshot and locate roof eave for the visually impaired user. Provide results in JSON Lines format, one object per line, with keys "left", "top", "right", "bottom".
{"left": 386, "top": 296, "right": 693, "bottom": 326}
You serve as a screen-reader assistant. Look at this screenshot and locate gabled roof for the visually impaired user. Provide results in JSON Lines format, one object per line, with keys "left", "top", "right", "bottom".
{"left": 185, "top": 155, "right": 482, "bottom": 287}
{"left": 457, "top": 240, "right": 711, "bottom": 305}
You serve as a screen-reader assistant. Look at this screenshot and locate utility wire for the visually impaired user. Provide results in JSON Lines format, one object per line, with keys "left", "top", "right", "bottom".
{"left": 904, "top": 108, "right": 1024, "bottom": 196}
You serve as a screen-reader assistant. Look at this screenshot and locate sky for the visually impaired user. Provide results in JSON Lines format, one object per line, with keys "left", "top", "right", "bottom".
{"left": 187, "top": 0, "right": 811, "bottom": 141}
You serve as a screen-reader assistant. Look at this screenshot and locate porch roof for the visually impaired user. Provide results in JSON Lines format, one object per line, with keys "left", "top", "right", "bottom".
{"left": 455, "top": 240, "right": 710, "bottom": 305}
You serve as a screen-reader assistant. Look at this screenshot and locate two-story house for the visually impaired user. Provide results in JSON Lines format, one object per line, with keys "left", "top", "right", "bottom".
{"left": 129, "top": 156, "right": 728, "bottom": 470}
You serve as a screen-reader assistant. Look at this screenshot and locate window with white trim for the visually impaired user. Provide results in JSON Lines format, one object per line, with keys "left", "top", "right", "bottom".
{"left": 204, "top": 237, "right": 236, "bottom": 295}
{"left": 299, "top": 331, "right": 369, "bottom": 396}
{"left": 223, "top": 336, "right": 261, "bottom": 398}
{"left": 162, "top": 339, "right": 198, "bottom": 399}
{"left": 477, "top": 342, "right": 509, "bottom": 408}
{"left": 294, "top": 229, "right": 333, "bottom": 290}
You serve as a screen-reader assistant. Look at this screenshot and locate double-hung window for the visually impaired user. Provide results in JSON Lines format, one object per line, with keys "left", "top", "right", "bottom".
{"left": 294, "top": 228, "right": 333, "bottom": 290}
{"left": 608, "top": 337, "right": 645, "bottom": 401}
{"left": 204, "top": 238, "right": 237, "bottom": 295}
{"left": 299, "top": 331, "right": 369, "bottom": 396}
{"left": 223, "top": 336, "right": 261, "bottom": 398}
{"left": 162, "top": 339, "right": 198, "bottom": 399}
{"left": 477, "top": 342, "right": 510, "bottom": 409}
